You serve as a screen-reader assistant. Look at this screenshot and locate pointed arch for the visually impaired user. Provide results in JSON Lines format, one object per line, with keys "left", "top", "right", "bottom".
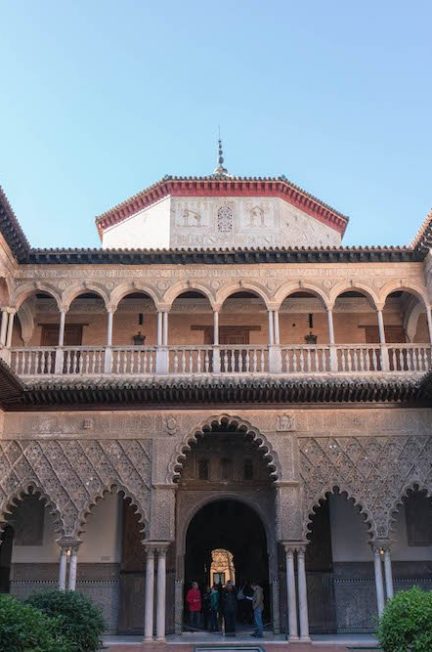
{"left": 0, "top": 479, "right": 66, "bottom": 539}
{"left": 76, "top": 481, "right": 148, "bottom": 540}
{"left": 167, "top": 413, "right": 281, "bottom": 483}
{"left": 303, "top": 484, "right": 375, "bottom": 540}
{"left": 387, "top": 481, "right": 432, "bottom": 536}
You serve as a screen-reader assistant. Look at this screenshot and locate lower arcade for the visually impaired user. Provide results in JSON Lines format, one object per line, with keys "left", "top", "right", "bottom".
{"left": 0, "top": 406, "right": 431, "bottom": 642}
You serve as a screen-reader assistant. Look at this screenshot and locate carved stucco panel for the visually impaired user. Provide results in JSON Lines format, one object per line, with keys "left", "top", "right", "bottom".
{"left": 0, "top": 439, "right": 152, "bottom": 539}
{"left": 298, "top": 434, "right": 432, "bottom": 539}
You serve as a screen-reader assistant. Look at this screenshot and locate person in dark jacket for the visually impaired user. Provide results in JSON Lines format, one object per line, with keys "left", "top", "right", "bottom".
{"left": 222, "top": 580, "right": 237, "bottom": 636}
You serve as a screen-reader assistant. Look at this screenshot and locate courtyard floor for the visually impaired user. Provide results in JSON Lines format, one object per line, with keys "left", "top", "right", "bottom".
{"left": 102, "top": 632, "right": 379, "bottom": 652}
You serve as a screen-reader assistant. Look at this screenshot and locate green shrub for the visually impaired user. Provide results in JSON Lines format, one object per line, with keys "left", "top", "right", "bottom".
{"left": 26, "top": 590, "right": 105, "bottom": 652}
{"left": 377, "top": 586, "right": 432, "bottom": 652}
{"left": 0, "top": 593, "right": 72, "bottom": 652}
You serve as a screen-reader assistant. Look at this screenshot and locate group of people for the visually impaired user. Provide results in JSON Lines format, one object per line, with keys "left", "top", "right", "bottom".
{"left": 185, "top": 580, "right": 264, "bottom": 638}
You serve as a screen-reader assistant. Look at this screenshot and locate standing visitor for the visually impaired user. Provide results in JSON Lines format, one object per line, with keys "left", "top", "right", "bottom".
{"left": 250, "top": 581, "right": 264, "bottom": 638}
{"left": 209, "top": 584, "right": 220, "bottom": 631}
{"left": 186, "top": 581, "right": 202, "bottom": 630}
{"left": 222, "top": 580, "right": 237, "bottom": 636}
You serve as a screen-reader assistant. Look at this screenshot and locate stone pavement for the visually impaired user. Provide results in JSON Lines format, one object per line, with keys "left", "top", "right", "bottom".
{"left": 103, "top": 633, "right": 379, "bottom": 652}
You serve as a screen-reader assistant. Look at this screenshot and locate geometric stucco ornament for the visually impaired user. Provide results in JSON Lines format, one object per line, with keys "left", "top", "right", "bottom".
{"left": 165, "top": 416, "right": 178, "bottom": 436}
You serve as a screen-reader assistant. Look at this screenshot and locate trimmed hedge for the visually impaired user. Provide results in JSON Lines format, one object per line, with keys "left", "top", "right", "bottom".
{"left": 26, "top": 590, "right": 105, "bottom": 652}
{"left": 377, "top": 587, "right": 432, "bottom": 652}
{"left": 0, "top": 593, "right": 72, "bottom": 652}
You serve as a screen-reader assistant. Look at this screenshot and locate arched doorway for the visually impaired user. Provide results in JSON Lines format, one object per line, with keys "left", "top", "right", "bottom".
{"left": 173, "top": 416, "right": 278, "bottom": 634}
{"left": 184, "top": 498, "right": 269, "bottom": 631}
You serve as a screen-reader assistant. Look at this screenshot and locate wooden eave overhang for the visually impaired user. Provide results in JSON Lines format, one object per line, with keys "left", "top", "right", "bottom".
{"left": 95, "top": 175, "right": 350, "bottom": 238}
{"left": 0, "top": 186, "right": 30, "bottom": 261}
{"left": 26, "top": 245, "right": 423, "bottom": 265}
{"left": 2, "top": 376, "right": 429, "bottom": 410}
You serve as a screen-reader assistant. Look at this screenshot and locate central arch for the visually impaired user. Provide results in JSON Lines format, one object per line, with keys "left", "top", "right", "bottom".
{"left": 172, "top": 415, "right": 279, "bottom": 635}
{"left": 184, "top": 498, "right": 269, "bottom": 632}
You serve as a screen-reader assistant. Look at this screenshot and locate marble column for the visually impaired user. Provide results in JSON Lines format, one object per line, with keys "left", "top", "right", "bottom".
{"left": 284, "top": 546, "right": 298, "bottom": 641}
{"left": 373, "top": 547, "right": 385, "bottom": 616}
{"left": 156, "top": 545, "right": 168, "bottom": 641}
{"left": 377, "top": 309, "right": 386, "bottom": 343}
{"left": 426, "top": 306, "right": 432, "bottom": 344}
{"left": 297, "top": 547, "right": 310, "bottom": 641}
{"left": 107, "top": 309, "right": 114, "bottom": 346}
{"left": 327, "top": 308, "right": 335, "bottom": 344}
{"left": 68, "top": 548, "right": 78, "bottom": 591}
{"left": 0, "top": 308, "right": 8, "bottom": 345}
{"left": 6, "top": 309, "right": 15, "bottom": 347}
{"left": 157, "top": 311, "right": 163, "bottom": 347}
{"left": 213, "top": 310, "right": 219, "bottom": 345}
{"left": 383, "top": 548, "right": 394, "bottom": 600}
{"left": 58, "top": 548, "right": 68, "bottom": 591}
{"left": 376, "top": 308, "right": 389, "bottom": 370}
{"left": 162, "top": 312, "right": 168, "bottom": 346}
{"left": 144, "top": 545, "right": 155, "bottom": 641}
{"left": 273, "top": 310, "right": 280, "bottom": 345}
{"left": 58, "top": 310, "right": 67, "bottom": 347}
{"left": 268, "top": 310, "right": 275, "bottom": 345}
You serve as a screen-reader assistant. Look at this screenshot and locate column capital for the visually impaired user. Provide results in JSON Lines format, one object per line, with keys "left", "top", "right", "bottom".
{"left": 106, "top": 303, "right": 116, "bottom": 314}
{"left": 144, "top": 541, "right": 170, "bottom": 556}
{"left": 57, "top": 537, "right": 80, "bottom": 553}
{"left": 59, "top": 305, "right": 69, "bottom": 314}
{"left": 370, "top": 538, "right": 391, "bottom": 553}
{"left": 281, "top": 540, "right": 308, "bottom": 554}
{"left": 6, "top": 306, "right": 16, "bottom": 315}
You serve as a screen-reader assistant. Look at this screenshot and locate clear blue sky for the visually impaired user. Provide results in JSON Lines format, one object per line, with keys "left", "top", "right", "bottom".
{"left": 0, "top": 1, "right": 431, "bottom": 248}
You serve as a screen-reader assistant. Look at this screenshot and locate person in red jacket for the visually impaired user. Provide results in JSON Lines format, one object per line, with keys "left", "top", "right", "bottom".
{"left": 186, "top": 581, "right": 202, "bottom": 630}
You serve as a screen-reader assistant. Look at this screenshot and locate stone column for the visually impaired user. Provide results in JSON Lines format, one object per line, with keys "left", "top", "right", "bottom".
{"left": 156, "top": 544, "right": 168, "bottom": 641}
{"left": 163, "top": 311, "right": 168, "bottom": 346}
{"left": 6, "top": 308, "right": 15, "bottom": 348}
{"left": 58, "top": 547, "right": 68, "bottom": 591}
{"left": 212, "top": 309, "right": 220, "bottom": 373}
{"left": 376, "top": 308, "right": 389, "bottom": 371}
{"left": 104, "top": 307, "right": 114, "bottom": 373}
{"left": 327, "top": 307, "right": 337, "bottom": 371}
{"left": 373, "top": 546, "right": 385, "bottom": 616}
{"left": 297, "top": 546, "right": 310, "bottom": 641}
{"left": 157, "top": 311, "right": 163, "bottom": 347}
{"left": 68, "top": 547, "right": 79, "bottom": 591}
{"left": 426, "top": 306, "right": 432, "bottom": 344}
{"left": 268, "top": 310, "right": 275, "bottom": 345}
{"left": 144, "top": 545, "right": 155, "bottom": 641}
{"left": 0, "top": 308, "right": 8, "bottom": 345}
{"left": 55, "top": 309, "right": 67, "bottom": 374}
{"left": 284, "top": 545, "right": 298, "bottom": 641}
{"left": 383, "top": 548, "right": 394, "bottom": 600}
{"left": 273, "top": 310, "right": 280, "bottom": 345}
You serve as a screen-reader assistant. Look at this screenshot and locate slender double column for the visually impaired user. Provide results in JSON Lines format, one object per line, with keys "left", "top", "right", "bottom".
{"left": 57, "top": 541, "right": 80, "bottom": 591}
{"left": 283, "top": 543, "right": 310, "bottom": 641}
{"left": 372, "top": 542, "right": 394, "bottom": 616}
{"left": 144, "top": 542, "right": 169, "bottom": 642}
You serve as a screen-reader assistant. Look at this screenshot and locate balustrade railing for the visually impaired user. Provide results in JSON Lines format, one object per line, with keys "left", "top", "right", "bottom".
{"left": 6, "top": 343, "right": 432, "bottom": 377}
{"left": 219, "top": 345, "right": 268, "bottom": 374}
{"left": 282, "top": 346, "right": 331, "bottom": 373}
{"left": 111, "top": 347, "right": 156, "bottom": 375}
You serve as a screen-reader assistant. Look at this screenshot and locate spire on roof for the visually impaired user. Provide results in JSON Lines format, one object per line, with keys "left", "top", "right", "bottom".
{"left": 213, "top": 135, "right": 230, "bottom": 177}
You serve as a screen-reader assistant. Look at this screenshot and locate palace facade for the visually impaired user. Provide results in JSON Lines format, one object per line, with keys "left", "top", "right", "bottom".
{"left": 0, "top": 152, "right": 431, "bottom": 641}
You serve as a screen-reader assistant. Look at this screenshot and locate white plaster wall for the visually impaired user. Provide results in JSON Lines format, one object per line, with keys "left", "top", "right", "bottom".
{"left": 12, "top": 493, "right": 122, "bottom": 564}
{"left": 329, "top": 494, "right": 372, "bottom": 562}
{"left": 329, "top": 495, "right": 432, "bottom": 562}
{"left": 170, "top": 196, "right": 341, "bottom": 249}
{"left": 79, "top": 493, "right": 122, "bottom": 563}
{"left": 102, "top": 196, "right": 171, "bottom": 249}
{"left": 390, "top": 503, "right": 432, "bottom": 561}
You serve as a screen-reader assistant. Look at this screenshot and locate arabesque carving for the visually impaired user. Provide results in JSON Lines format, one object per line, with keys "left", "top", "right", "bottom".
{"left": 299, "top": 434, "right": 432, "bottom": 539}
{"left": 0, "top": 439, "right": 152, "bottom": 539}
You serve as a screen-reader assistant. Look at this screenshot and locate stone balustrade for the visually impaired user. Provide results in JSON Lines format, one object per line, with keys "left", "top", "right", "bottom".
{"left": 5, "top": 342, "right": 432, "bottom": 378}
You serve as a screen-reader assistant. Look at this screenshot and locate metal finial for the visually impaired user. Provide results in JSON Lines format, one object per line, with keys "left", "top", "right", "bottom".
{"left": 213, "top": 134, "right": 229, "bottom": 177}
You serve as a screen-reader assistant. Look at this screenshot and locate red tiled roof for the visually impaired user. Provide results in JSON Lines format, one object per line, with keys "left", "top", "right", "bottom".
{"left": 95, "top": 175, "right": 350, "bottom": 239}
